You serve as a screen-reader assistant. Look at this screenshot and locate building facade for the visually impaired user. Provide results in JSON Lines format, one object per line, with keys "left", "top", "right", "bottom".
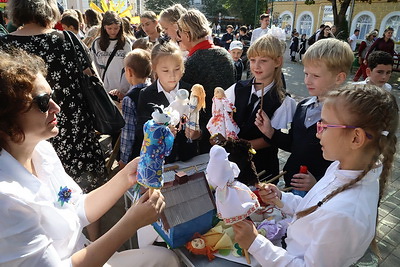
{"left": 271, "top": 0, "right": 399, "bottom": 42}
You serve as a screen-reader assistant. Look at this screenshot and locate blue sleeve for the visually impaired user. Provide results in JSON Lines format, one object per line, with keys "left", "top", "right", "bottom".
{"left": 120, "top": 96, "right": 137, "bottom": 164}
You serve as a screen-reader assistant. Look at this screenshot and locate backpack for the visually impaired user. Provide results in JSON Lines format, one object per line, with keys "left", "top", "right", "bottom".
{"left": 308, "top": 32, "right": 317, "bottom": 46}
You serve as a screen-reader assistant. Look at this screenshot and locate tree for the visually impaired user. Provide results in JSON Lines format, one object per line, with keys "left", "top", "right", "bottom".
{"left": 145, "top": 0, "right": 190, "bottom": 14}
{"left": 223, "top": 0, "right": 268, "bottom": 26}
{"left": 331, "top": 0, "right": 352, "bottom": 40}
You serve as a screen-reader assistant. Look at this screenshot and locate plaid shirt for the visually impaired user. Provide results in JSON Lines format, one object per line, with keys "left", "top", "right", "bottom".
{"left": 120, "top": 83, "right": 149, "bottom": 163}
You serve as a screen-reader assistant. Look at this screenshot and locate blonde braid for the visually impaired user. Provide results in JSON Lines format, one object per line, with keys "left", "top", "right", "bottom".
{"left": 296, "top": 85, "right": 398, "bottom": 220}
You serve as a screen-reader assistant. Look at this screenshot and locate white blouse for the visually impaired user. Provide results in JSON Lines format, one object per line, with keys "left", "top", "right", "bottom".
{"left": 0, "top": 141, "right": 89, "bottom": 267}
{"left": 248, "top": 161, "right": 381, "bottom": 266}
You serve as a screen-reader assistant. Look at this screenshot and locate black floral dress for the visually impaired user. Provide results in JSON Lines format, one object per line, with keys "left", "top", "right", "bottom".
{"left": 0, "top": 31, "right": 107, "bottom": 192}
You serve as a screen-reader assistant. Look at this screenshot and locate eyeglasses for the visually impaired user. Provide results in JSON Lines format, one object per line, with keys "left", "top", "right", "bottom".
{"left": 316, "top": 121, "right": 373, "bottom": 139}
{"left": 33, "top": 92, "right": 53, "bottom": 113}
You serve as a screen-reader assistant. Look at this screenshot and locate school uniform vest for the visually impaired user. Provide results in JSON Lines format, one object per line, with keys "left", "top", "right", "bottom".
{"left": 233, "top": 79, "right": 282, "bottom": 183}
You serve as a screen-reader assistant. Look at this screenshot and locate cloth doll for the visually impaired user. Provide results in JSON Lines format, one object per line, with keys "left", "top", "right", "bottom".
{"left": 206, "top": 145, "right": 259, "bottom": 224}
{"left": 137, "top": 105, "right": 175, "bottom": 189}
{"left": 166, "top": 89, "right": 190, "bottom": 130}
{"left": 187, "top": 84, "right": 206, "bottom": 132}
{"left": 206, "top": 87, "right": 240, "bottom": 139}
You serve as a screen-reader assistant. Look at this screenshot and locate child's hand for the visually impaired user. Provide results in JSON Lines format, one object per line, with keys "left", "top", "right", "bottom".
{"left": 256, "top": 183, "right": 282, "bottom": 205}
{"left": 108, "top": 89, "right": 125, "bottom": 101}
{"left": 232, "top": 220, "right": 258, "bottom": 250}
{"left": 255, "top": 109, "right": 274, "bottom": 139}
{"left": 118, "top": 157, "right": 139, "bottom": 187}
{"left": 185, "top": 128, "right": 201, "bottom": 140}
{"left": 126, "top": 190, "right": 165, "bottom": 228}
{"left": 291, "top": 171, "right": 317, "bottom": 191}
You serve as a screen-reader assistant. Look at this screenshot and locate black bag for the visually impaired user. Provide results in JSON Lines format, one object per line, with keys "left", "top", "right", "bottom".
{"left": 308, "top": 32, "right": 317, "bottom": 46}
{"left": 64, "top": 31, "right": 125, "bottom": 135}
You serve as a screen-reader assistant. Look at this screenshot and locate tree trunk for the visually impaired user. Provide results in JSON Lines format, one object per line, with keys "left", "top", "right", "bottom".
{"left": 332, "top": 0, "right": 352, "bottom": 40}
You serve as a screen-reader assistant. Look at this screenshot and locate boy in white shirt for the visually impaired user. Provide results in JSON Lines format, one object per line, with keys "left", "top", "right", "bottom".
{"left": 353, "top": 51, "right": 393, "bottom": 91}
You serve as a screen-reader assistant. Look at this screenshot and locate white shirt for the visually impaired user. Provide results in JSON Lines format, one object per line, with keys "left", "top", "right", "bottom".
{"left": 91, "top": 38, "right": 132, "bottom": 93}
{"left": 157, "top": 79, "right": 179, "bottom": 104}
{"left": 0, "top": 141, "right": 89, "bottom": 267}
{"left": 250, "top": 27, "right": 269, "bottom": 44}
{"left": 248, "top": 161, "right": 381, "bottom": 266}
{"left": 353, "top": 79, "right": 392, "bottom": 92}
{"left": 349, "top": 34, "right": 358, "bottom": 51}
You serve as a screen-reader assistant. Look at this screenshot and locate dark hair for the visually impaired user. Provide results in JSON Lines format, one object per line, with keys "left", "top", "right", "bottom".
{"left": 124, "top": 49, "right": 151, "bottom": 79}
{"left": 0, "top": 49, "right": 47, "bottom": 150}
{"left": 260, "top": 13, "right": 270, "bottom": 20}
{"left": 84, "top": 9, "right": 101, "bottom": 28}
{"left": 132, "top": 37, "right": 153, "bottom": 51}
{"left": 354, "top": 29, "right": 360, "bottom": 33}
{"left": 60, "top": 14, "right": 79, "bottom": 31}
{"left": 74, "top": 9, "right": 84, "bottom": 24}
{"left": 239, "top": 25, "right": 247, "bottom": 33}
{"left": 367, "top": 51, "right": 394, "bottom": 70}
{"left": 9, "top": 0, "right": 60, "bottom": 27}
{"left": 99, "top": 11, "right": 126, "bottom": 51}
{"left": 141, "top": 11, "right": 162, "bottom": 34}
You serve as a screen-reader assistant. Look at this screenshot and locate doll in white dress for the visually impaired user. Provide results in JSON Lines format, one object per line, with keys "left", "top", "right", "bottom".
{"left": 187, "top": 84, "right": 206, "bottom": 139}
{"left": 207, "top": 87, "right": 240, "bottom": 139}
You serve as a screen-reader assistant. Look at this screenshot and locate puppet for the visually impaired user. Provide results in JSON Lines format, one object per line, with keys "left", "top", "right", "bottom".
{"left": 206, "top": 87, "right": 240, "bottom": 139}
{"left": 137, "top": 105, "right": 175, "bottom": 189}
{"left": 187, "top": 84, "right": 206, "bottom": 140}
{"left": 166, "top": 89, "right": 190, "bottom": 129}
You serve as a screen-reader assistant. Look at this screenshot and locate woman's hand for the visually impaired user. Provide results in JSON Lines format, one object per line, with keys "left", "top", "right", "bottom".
{"left": 125, "top": 190, "right": 166, "bottom": 229}
{"left": 291, "top": 171, "right": 317, "bottom": 191}
{"left": 232, "top": 220, "right": 258, "bottom": 250}
{"left": 255, "top": 109, "right": 274, "bottom": 139}
{"left": 256, "top": 183, "right": 282, "bottom": 205}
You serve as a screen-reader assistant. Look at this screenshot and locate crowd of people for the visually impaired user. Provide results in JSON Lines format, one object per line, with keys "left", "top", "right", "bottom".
{"left": 0, "top": 0, "right": 399, "bottom": 266}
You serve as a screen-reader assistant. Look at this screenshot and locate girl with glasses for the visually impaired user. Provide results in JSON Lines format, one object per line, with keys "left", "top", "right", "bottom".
{"left": 233, "top": 84, "right": 398, "bottom": 266}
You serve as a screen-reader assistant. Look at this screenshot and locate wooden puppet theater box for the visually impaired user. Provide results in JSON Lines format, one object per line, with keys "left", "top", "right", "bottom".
{"left": 152, "top": 164, "right": 216, "bottom": 249}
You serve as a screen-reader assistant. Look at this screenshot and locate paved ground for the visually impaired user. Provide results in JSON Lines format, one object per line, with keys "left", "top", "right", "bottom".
{"left": 101, "top": 43, "right": 400, "bottom": 265}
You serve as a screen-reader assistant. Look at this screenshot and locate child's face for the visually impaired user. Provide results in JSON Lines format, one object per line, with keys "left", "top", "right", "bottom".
{"left": 250, "top": 56, "right": 280, "bottom": 86}
{"left": 159, "top": 18, "right": 179, "bottom": 41}
{"left": 260, "top": 17, "right": 270, "bottom": 28}
{"left": 230, "top": 49, "right": 243, "bottom": 62}
{"left": 317, "top": 105, "right": 353, "bottom": 164}
{"left": 141, "top": 17, "right": 158, "bottom": 36}
{"left": 104, "top": 23, "right": 120, "bottom": 39}
{"left": 366, "top": 64, "right": 392, "bottom": 88}
{"left": 304, "top": 62, "right": 344, "bottom": 99}
{"left": 154, "top": 56, "right": 183, "bottom": 92}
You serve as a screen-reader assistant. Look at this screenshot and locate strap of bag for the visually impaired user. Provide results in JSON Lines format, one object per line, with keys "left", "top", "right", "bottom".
{"left": 63, "top": 30, "right": 86, "bottom": 74}
{"left": 102, "top": 45, "right": 119, "bottom": 81}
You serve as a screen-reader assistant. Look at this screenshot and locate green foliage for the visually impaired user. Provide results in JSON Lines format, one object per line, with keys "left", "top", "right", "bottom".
{"left": 144, "top": 0, "right": 191, "bottom": 14}
{"left": 222, "top": 0, "right": 268, "bottom": 26}
{"left": 203, "top": 0, "right": 230, "bottom": 20}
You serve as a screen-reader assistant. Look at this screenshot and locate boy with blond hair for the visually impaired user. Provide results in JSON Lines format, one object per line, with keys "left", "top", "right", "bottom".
{"left": 119, "top": 49, "right": 152, "bottom": 169}
{"left": 255, "top": 38, "right": 354, "bottom": 196}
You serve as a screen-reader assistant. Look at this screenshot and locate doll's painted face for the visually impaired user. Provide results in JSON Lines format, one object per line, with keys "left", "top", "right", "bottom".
{"left": 214, "top": 88, "right": 225, "bottom": 98}
{"left": 191, "top": 238, "right": 206, "bottom": 249}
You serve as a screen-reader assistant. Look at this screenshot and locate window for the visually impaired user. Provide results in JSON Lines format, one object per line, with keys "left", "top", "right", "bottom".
{"left": 281, "top": 14, "right": 292, "bottom": 34}
{"left": 355, "top": 15, "right": 373, "bottom": 40}
{"left": 385, "top": 15, "right": 400, "bottom": 42}
{"left": 299, "top": 14, "right": 312, "bottom": 36}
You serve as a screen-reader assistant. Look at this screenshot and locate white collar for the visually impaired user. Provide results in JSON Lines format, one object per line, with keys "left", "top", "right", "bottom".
{"left": 251, "top": 80, "right": 274, "bottom": 98}
{"left": 302, "top": 96, "right": 319, "bottom": 107}
{"left": 157, "top": 79, "right": 179, "bottom": 94}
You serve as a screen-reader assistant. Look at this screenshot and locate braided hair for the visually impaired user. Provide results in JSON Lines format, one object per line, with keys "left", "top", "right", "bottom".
{"left": 297, "top": 84, "right": 398, "bottom": 219}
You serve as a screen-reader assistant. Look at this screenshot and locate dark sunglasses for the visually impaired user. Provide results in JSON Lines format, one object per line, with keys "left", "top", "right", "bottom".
{"left": 33, "top": 92, "right": 53, "bottom": 113}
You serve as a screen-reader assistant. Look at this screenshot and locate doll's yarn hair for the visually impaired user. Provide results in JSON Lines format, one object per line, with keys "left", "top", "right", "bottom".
{"left": 185, "top": 233, "right": 215, "bottom": 260}
{"left": 190, "top": 84, "right": 206, "bottom": 111}
{"left": 218, "top": 137, "right": 259, "bottom": 186}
